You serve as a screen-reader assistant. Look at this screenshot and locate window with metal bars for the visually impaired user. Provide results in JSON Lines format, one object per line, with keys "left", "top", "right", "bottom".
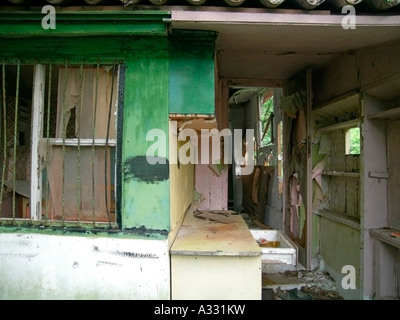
{"left": 0, "top": 61, "right": 120, "bottom": 228}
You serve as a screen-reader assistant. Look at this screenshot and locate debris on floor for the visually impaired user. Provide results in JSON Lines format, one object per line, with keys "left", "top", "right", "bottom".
{"left": 263, "top": 269, "right": 344, "bottom": 300}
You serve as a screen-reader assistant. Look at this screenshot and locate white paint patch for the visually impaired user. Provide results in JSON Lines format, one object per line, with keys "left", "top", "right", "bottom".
{"left": 0, "top": 233, "right": 170, "bottom": 299}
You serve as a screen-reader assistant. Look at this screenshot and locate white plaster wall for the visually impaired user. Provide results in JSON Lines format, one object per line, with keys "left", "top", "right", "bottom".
{"left": 0, "top": 233, "right": 170, "bottom": 300}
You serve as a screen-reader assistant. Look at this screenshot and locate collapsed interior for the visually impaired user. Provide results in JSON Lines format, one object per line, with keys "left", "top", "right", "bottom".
{"left": 0, "top": 7, "right": 399, "bottom": 299}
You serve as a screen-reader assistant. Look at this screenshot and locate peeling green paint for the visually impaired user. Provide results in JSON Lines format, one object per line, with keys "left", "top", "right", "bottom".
{"left": 124, "top": 156, "right": 169, "bottom": 184}
{"left": 0, "top": 34, "right": 171, "bottom": 237}
{"left": 121, "top": 37, "right": 170, "bottom": 231}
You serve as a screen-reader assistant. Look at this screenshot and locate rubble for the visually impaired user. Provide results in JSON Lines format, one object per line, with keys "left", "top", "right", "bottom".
{"left": 265, "top": 269, "right": 344, "bottom": 300}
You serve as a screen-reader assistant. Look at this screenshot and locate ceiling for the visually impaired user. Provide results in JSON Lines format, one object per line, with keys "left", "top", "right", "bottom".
{"left": 170, "top": 8, "right": 400, "bottom": 82}
{"left": 1, "top": 4, "right": 400, "bottom": 86}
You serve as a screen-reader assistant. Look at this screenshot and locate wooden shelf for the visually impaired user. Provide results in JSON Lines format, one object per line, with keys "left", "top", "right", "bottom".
{"left": 314, "top": 92, "right": 359, "bottom": 117}
{"left": 322, "top": 170, "right": 360, "bottom": 178}
{"left": 317, "top": 118, "right": 360, "bottom": 133}
{"left": 370, "top": 228, "right": 400, "bottom": 249}
{"left": 317, "top": 210, "right": 361, "bottom": 230}
{"left": 367, "top": 107, "right": 400, "bottom": 121}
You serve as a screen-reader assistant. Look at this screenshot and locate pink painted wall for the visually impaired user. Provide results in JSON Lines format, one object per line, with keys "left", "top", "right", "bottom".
{"left": 195, "top": 164, "right": 228, "bottom": 210}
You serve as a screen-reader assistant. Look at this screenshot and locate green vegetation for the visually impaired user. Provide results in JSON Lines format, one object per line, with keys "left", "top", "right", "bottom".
{"left": 260, "top": 96, "right": 274, "bottom": 146}
{"left": 348, "top": 127, "right": 360, "bottom": 155}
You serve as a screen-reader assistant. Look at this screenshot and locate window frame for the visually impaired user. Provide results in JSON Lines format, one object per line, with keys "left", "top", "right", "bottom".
{"left": 0, "top": 61, "right": 123, "bottom": 230}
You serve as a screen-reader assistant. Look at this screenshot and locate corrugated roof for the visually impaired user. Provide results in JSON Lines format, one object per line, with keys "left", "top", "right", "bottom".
{"left": 1, "top": 0, "right": 400, "bottom": 13}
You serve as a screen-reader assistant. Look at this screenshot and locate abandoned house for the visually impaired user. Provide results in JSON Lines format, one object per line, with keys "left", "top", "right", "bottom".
{"left": 0, "top": 0, "right": 399, "bottom": 300}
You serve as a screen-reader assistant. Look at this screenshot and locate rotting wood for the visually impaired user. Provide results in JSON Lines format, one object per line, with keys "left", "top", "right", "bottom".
{"left": 322, "top": 170, "right": 360, "bottom": 178}
{"left": 391, "top": 230, "right": 400, "bottom": 239}
{"left": 252, "top": 219, "right": 271, "bottom": 229}
{"left": 252, "top": 166, "right": 260, "bottom": 204}
{"left": 195, "top": 209, "right": 236, "bottom": 216}
{"left": 193, "top": 210, "right": 236, "bottom": 224}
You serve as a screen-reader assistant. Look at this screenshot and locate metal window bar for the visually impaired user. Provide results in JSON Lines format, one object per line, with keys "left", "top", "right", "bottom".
{"left": 76, "top": 63, "right": 84, "bottom": 224}
{"left": 53, "top": 62, "right": 117, "bottom": 226}
{"left": 0, "top": 62, "right": 7, "bottom": 216}
{"left": 92, "top": 63, "right": 100, "bottom": 227}
{"left": 0, "top": 61, "right": 118, "bottom": 228}
{"left": 12, "top": 62, "right": 20, "bottom": 222}
{"left": 104, "top": 64, "right": 117, "bottom": 229}
{"left": 61, "top": 62, "right": 70, "bottom": 226}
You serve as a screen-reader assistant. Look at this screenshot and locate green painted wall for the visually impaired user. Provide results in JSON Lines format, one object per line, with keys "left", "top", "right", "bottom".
{"left": 121, "top": 38, "right": 170, "bottom": 232}
{"left": 0, "top": 11, "right": 169, "bottom": 38}
{"left": 320, "top": 217, "right": 361, "bottom": 295}
{"left": 169, "top": 30, "right": 217, "bottom": 115}
{"left": 0, "top": 17, "right": 216, "bottom": 236}
{"left": 0, "top": 33, "right": 171, "bottom": 235}
{"left": 0, "top": 36, "right": 131, "bottom": 63}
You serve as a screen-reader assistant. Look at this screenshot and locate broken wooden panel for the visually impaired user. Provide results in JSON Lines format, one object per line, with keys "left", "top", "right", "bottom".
{"left": 345, "top": 176, "right": 360, "bottom": 218}
{"left": 282, "top": 70, "right": 311, "bottom": 268}
{"left": 242, "top": 165, "right": 274, "bottom": 222}
{"left": 170, "top": 115, "right": 218, "bottom": 132}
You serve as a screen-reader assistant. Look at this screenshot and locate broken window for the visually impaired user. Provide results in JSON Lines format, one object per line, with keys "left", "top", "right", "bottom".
{"left": 0, "top": 62, "right": 120, "bottom": 227}
{"left": 259, "top": 89, "right": 274, "bottom": 148}
{"left": 345, "top": 127, "right": 360, "bottom": 155}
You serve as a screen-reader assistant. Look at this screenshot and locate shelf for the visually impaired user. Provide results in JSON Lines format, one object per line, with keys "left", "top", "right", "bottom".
{"left": 317, "top": 210, "right": 361, "bottom": 230}
{"left": 313, "top": 92, "right": 360, "bottom": 118}
{"left": 317, "top": 118, "right": 360, "bottom": 133}
{"left": 367, "top": 107, "right": 400, "bottom": 121}
{"left": 370, "top": 228, "right": 400, "bottom": 249}
{"left": 322, "top": 170, "right": 360, "bottom": 178}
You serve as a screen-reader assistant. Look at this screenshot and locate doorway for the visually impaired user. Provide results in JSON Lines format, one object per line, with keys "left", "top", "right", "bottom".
{"left": 227, "top": 85, "right": 284, "bottom": 230}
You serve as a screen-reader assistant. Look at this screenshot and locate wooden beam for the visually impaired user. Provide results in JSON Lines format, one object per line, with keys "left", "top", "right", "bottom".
{"left": 30, "top": 64, "right": 46, "bottom": 221}
{"left": 318, "top": 118, "right": 360, "bottom": 133}
{"left": 367, "top": 106, "right": 400, "bottom": 120}
{"left": 227, "top": 78, "right": 285, "bottom": 88}
{"left": 318, "top": 210, "right": 361, "bottom": 231}
{"left": 370, "top": 228, "right": 400, "bottom": 250}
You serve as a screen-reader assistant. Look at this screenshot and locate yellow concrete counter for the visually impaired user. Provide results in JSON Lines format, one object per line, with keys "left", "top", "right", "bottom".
{"left": 170, "top": 213, "right": 262, "bottom": 300}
